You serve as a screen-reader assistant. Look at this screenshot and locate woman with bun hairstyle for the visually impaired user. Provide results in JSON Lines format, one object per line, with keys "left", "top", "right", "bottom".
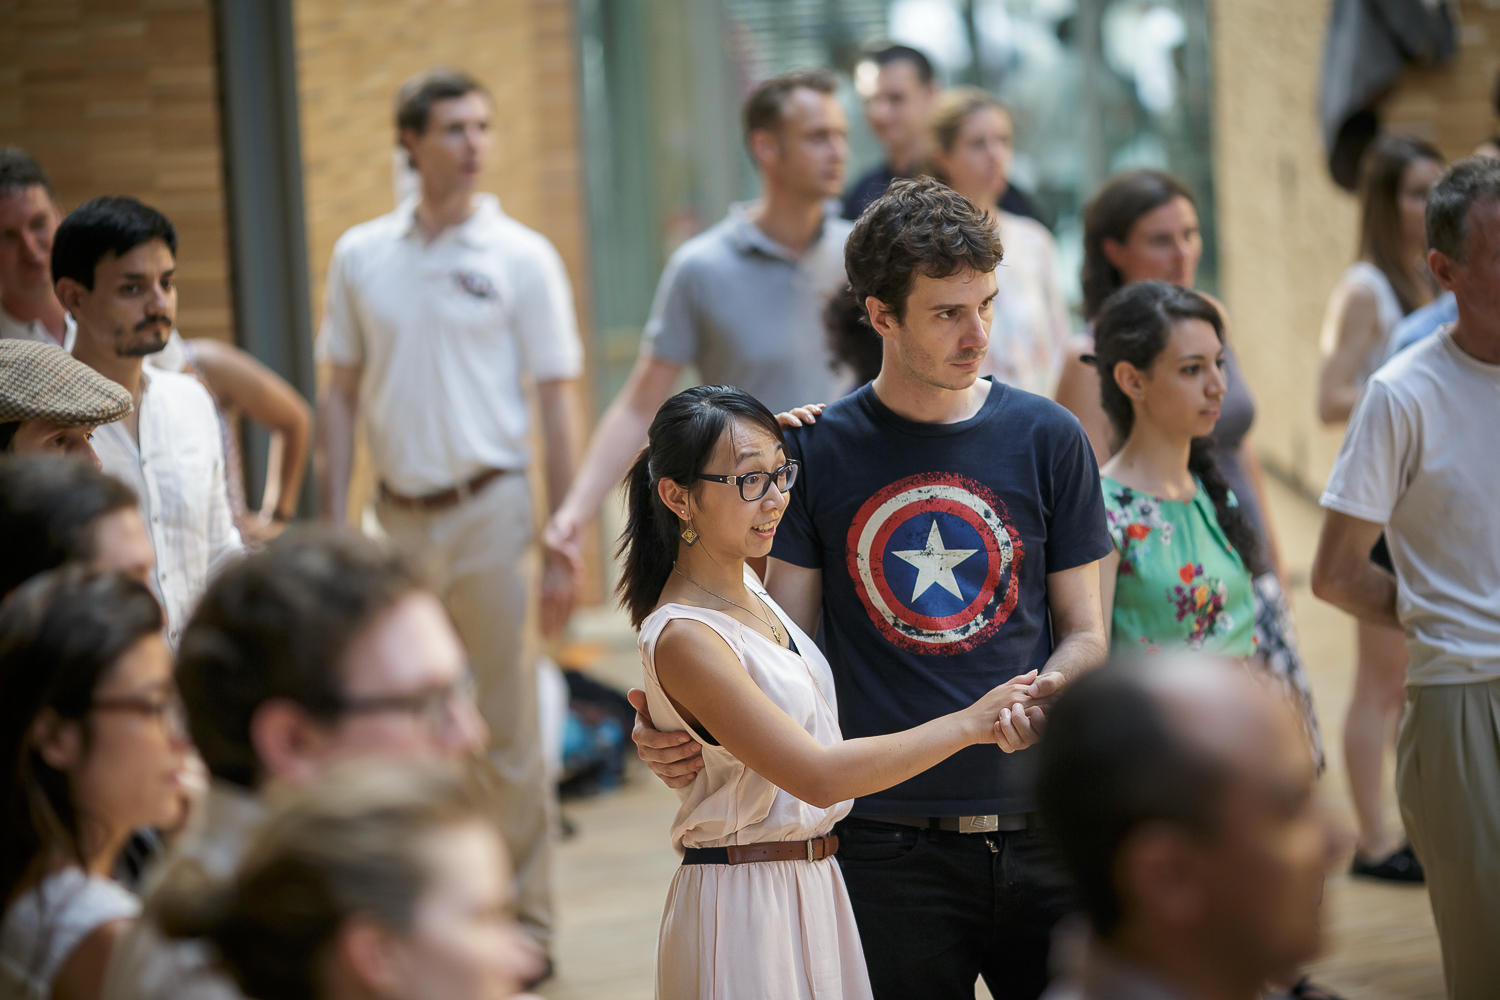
{"left": 158, "top": 760, "right": 542, "bottom": 1000}
{"left": 621, "top": 384, "right": 1044, "bottom": 1000}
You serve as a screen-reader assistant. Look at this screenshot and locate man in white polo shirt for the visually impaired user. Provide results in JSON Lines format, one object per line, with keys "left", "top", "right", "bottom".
{"left": 315, "top": 68, "right": 583, "bottom": 958}
{"left": 1313, "top": 157, "right": 1500, "bottom": 998}
{"left": 0, "top": 148, "right": 76, "bottom": 352}
{"left": 544, "top": 67, "right": 854, "bottom": 606}
{"left": 53, "top": 196, "right": 242, "bottom": 644}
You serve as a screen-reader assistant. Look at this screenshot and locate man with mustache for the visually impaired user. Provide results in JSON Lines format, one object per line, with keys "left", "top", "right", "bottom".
{"left": 54, "top": 196, "right": 241, "bottom": 643}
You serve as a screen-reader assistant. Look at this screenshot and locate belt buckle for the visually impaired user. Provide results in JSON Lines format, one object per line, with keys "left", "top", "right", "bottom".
{"left": 958, "top": 815, "right": 999, "bottom": 834}
{"left": 806, "top": 838, "right": 816, "bottom": 861}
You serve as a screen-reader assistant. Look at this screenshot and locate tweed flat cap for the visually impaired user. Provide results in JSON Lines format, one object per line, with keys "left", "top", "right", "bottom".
{"left": 0, "top": 339, "right": 133, "bottom": 427}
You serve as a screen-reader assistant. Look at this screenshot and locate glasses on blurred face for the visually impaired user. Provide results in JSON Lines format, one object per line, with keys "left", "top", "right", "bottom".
{"left": 92, "top": 686, "right": 190, "bottom": 742}
{"left": 336, "top": 670, "right": 478, "bottom": 734}
{"left": 697, "top": 460, "right": 800, "bottom": 502}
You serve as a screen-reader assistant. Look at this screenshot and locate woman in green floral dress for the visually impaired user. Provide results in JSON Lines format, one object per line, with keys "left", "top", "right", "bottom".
{"left": 1089, "top": 281, "right": 1260, "bottom": 660}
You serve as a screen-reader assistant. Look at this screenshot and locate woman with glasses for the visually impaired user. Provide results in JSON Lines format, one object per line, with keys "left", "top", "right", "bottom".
{"left": 0, "top": 569, "right": 194, "bottom": 1000}
{"left": 621, "top": 385, "right": 1041, "bottom": 1000}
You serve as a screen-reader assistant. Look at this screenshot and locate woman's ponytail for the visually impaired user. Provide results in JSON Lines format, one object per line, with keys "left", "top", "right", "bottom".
{"left": 617, "top": 446, "right": 676, "bottom": 628}
{"left": 614, "top": 385, "right": 786, "bottom": 629}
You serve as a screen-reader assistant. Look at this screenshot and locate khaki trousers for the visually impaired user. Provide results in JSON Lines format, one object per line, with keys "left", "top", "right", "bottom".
{"left": 377, "top": 471, "right": 554, "bottom": 945}
{"left": 1396, "top": 678, "right": 1500, "bottom": 1000}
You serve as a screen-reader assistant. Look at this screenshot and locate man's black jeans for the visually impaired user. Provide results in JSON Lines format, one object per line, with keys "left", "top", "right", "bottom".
{"left": 834, "top": 816, "right": 1077, "bottom": 1000}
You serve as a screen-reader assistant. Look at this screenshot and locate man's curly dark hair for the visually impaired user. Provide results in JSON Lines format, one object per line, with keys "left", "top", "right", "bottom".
{"left": 844, "top": 176, "right": 1004, "bottom": 322}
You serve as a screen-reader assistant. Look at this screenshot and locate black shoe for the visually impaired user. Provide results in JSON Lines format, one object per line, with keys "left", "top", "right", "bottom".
{"left": 1350, "top": 843, "right": 1425, "bottom": 883}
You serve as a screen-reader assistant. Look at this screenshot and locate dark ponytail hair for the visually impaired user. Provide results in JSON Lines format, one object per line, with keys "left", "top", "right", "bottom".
{"left": 617, "top": 385, "right": 784, "bottom": 628}
{"left": 1092, "top": 281, "right": 1260, "bottom": 571}
{"left": 1081, "top": 169, "right": 1197, "bottom": 320}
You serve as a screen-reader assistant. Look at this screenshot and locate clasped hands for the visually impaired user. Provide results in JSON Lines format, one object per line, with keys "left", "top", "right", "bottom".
{"left": 626, "top": 668, "right": 1069, "bottom": 790}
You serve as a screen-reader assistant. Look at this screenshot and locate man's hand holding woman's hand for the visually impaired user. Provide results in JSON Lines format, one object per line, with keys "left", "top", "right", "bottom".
{"left": 964, "top": 669, "right": 1057, "bottom": 753}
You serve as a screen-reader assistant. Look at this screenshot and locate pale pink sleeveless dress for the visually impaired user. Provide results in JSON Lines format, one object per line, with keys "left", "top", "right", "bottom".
{"left": 639, "top": 566, "right": 873, "bottom": 1000}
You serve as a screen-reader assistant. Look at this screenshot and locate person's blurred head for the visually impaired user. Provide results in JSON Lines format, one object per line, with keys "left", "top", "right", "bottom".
{"left": 1037, "top": 657, "right": 1338, "bottom": 992}
{"left": 177, "top": 530, "right": 487, "bottom": 791}
{"left": 0, "top": 569, "right": 188, "bottom": 906}
{"left": 1358, "top": 134, "right": 1445, "bottom": 314}
{"left": 52, "top": 196, "right": 177, "bottom": 359}
{"left": 928, "top": 87, "right": 1014, "bottom": 210}
{"left": 395, "top": 69, "right": 492, "bottom": 200}
{"left": 845, "top": 176, "right": 1002, "bottom": 392}
{"left": 618, "top": 385, "right": 789, "bottom": 627}
{"left": 742, "top": 69, "right": 849, "bottom": 201}
{"left": 0, "top": 455, "right": 152, "bottom": 595}
{"left": 0, "top": 339, "right": 133, "bottom": 467}
{"left": 0, "top": 147, "right": 61, "bottom": 307}
{"left": 855, "top": 45, "right": 937, "bottom": 168}
{"left": 1426, "top": 155, "right": 1500, "bottom": 329}
{"left": 160, "top": 760, "right": 542, "bottom": 1000}
{"left": 1081, "top": 169, "right": 1200, "bottom": 320}
{"left": 823, "top": 286, "right": 883, "bottom": 386}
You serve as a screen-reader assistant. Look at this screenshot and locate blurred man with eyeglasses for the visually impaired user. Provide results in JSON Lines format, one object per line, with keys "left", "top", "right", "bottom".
{"left": 102, "top": 529, "right": 512, "bottom": 1000}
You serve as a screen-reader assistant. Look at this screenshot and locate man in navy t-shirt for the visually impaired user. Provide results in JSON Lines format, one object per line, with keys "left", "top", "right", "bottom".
{"left": 633, "top": 177, "right": 1110, "bottom": 1000}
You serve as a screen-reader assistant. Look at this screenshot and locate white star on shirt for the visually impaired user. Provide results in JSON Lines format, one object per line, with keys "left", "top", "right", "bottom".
{"left": 892, "top": 520, "right": 979, "bottom": 602}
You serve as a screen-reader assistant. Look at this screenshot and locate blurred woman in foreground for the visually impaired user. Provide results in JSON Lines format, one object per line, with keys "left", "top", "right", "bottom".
{"left": 0, "top": 570, "right": 193, "bottom": 1000}
{"left": 160, "top": 760, "right": 542, "bottom": 1000}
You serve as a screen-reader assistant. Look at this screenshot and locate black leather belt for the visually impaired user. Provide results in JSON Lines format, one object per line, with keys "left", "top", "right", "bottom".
{"left": 866, "top": 813, "right": 1037, "bottom": 833}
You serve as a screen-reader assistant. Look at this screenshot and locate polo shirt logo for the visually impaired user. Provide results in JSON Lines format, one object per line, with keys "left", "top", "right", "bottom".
{"left": 453, "top": 270, "right": 498, "bottom": 300}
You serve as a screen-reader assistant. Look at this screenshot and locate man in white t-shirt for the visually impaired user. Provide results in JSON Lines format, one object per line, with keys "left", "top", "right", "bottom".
{"left": 53, "top": 196, "right": 242, "bottom": 644}
{"left": 315, "top": 68, "right": 584, "bottom": 959}
{"left": 1312, "top": 156, "right": 1500, "bottom": 999}
{"left": 0, "top": 148, "right": 76, "bottom": 352}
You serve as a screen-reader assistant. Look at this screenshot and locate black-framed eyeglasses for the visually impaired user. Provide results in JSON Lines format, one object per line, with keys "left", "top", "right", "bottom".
{"left": 336, "top": 670, "right": 477, "bottom": 733}
{"left": 697, "top": 460, "right": 799, "bottom": 502}
{"left": 92, "top": 688, "right": 190, "bottom": 741}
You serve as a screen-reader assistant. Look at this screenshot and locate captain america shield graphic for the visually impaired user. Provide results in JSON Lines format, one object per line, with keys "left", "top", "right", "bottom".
{"left": 845, "top": 472, "right": 1023, "bottom": 655}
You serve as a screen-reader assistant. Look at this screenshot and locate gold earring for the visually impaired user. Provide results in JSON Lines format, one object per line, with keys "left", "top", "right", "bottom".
{"left": 681, "top": 524, "right": 699, "bottom": 546}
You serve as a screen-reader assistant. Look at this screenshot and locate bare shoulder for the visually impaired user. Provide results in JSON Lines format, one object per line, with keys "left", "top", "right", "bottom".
{"left": 51, "top": 917, "right": 131, "bottom": 1000}
{"left": 655, "top": 615, "right": 739, "bottom": 665}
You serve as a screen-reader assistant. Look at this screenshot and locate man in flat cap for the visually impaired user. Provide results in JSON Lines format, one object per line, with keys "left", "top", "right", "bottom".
{"left": 0, "top": 338, "right": 131, "bottom": 466}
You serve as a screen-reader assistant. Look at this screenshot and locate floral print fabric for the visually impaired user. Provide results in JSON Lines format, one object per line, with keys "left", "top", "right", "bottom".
{"left": 1103, "top": 476, "right": 1257, "bottom": 658}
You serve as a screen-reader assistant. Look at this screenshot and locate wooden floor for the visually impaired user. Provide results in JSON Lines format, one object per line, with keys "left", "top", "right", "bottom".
{"left": 538, "top": 476, "right": 1445, "bottom": 1000}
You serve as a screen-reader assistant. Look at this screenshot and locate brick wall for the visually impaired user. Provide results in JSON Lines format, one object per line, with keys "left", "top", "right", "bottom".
{"left": 0, "top": 0, "right": 234, "bottom": 343}
{"left": 1212, "top": 0, "right": 1500, "bottom": 493}
{"left": 293, "top": 0, "right": 589, "bottom": 350}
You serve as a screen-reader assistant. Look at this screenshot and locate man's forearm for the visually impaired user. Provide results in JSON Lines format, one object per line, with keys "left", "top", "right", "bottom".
{"left": 554, "top": 391, "right": 655, "bottom": 527}
{"left": 536, "top": 379, "right": 582, "bottom": 517}
{"left": 315, "top": 388, "right": 357, "bottom": 523}
{"left": 1318, "top": 563, "right": 1401, "bottom": 630}
{"left": 1042, "top": 626, "right": 1108, "bottom": 687}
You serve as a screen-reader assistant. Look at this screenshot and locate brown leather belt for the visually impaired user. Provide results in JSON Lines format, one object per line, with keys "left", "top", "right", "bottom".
{"left": 680, "top": 835, "right": 839, "bottom": 866}
{"left": 871, "top": 814, "right": 1035, "bottom": 833}
{"left": 379, "top": 467, "right": 511, "bottom": 512}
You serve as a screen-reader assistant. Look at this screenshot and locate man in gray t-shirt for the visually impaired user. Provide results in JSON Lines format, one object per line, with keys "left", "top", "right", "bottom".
{"left": 1313, "top": 158, "right": 1500, "bottom": 998}
{"left": 544, "top": 68, "right": 853, "bottom": 617}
